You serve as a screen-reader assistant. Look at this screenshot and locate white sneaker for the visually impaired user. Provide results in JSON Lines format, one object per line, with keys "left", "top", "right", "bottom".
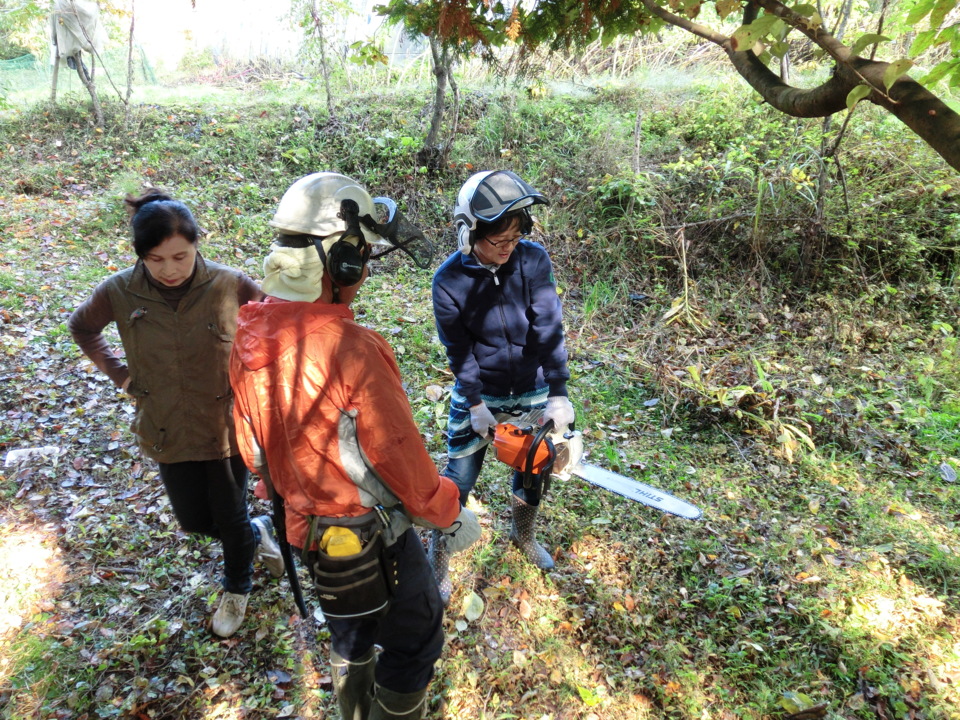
{"left": 211, "top": 591, "right": 248, "bottom": 638}
{"left": 252, "top": 516, "right": 285, "bottom": 578}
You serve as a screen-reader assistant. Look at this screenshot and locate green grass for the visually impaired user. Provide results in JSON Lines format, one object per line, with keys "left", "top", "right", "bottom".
{"left": 0, "top": 72, "right": 958, "bottom": 719}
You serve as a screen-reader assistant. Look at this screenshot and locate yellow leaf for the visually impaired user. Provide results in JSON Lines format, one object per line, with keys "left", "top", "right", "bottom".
{"left": 715, "top": 0, "right": 742, "bottom": 19}
{"left": 780, "top": 691, "right": 817, "bottom": 713}
{"left": 505, "top": 7, "right": 521, "bottom": 41}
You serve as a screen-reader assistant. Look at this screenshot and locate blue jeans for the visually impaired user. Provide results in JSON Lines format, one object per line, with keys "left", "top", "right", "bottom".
{"left": 158, "top": 455, "right": 256, "bottom": 594}
{"left": 323, "top": 528, "right": 444, "bottom": 693}
{"left": 443, "top": 446, "right": 542, "bottom": 506}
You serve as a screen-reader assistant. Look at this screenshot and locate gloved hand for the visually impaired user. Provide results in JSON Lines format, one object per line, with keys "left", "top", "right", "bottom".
{"left": 469, "top": 402, "right": 498, "bottom": 437}
{"left": 542, "top": 396, "right": 575, "bottom": 430}
{"left": 439, "top": 506, "right": 482, "bottom": 554}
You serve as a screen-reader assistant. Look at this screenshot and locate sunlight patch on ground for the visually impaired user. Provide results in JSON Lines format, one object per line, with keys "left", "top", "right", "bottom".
{"left": 841, "top": 585, "right": 945, "bottom": 639}
{"left": 0, "top": 518, "right": 67, "bottom": 680}
{"left": 199, "top": 697, "right": 245, "bottom": 720}
{"left": 931, "top": 639, "right": 960, "bottom": 714}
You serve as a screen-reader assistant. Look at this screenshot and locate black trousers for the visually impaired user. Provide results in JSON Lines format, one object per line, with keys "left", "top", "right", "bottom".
{"left": 321, "top": 528, "right": 445, "bottom": 693}
{"left": 157, "top": 455, "right": 256, "bottom": 594}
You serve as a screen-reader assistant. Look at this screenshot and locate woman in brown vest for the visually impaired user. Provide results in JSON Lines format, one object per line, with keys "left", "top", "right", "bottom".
{"left": 69, "top": 189, "right": 283, "bottom": 637}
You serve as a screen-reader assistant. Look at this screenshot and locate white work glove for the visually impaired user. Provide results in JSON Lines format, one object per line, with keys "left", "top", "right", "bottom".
{"left": 440, "top": 506, "right": 482, "bottom": 554}
{"left": 469, "top": 402, "right": 498, "bottom": 437}
{"left": 541, "top": 396, "right": 575, "bottom": 430}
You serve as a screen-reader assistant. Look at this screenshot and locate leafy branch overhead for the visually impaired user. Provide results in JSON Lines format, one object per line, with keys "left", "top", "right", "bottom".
{"left": 382, "top": 0, "right": 960, "bottom": 172}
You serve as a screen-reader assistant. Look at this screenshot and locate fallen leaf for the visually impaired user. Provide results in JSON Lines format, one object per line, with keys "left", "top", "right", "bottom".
{"left": 518, "top": 598, "right": 532, "bottom": 619}
{"left": 577, "top": 685, "right": 601, "bottom": 706}
{"left": 462, "top": 591, "right": 484, "bottom": 622}
{"left": 939, "top": 462, "right": 956, "bottom": 483}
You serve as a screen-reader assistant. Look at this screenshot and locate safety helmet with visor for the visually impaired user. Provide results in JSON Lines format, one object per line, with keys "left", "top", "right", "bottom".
{"left": 454, "top": 170, "right": 549, "bottom": 255}
{"left": 268, "top": 172, "right": 436, "bottom": 299}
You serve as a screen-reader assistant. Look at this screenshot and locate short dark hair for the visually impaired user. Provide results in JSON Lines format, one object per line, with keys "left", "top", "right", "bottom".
{"left": 125, "top": 188, "right": 199, "bottom": 258}
{"left": 474, "top": 209, "right": 533, "bottom": 241}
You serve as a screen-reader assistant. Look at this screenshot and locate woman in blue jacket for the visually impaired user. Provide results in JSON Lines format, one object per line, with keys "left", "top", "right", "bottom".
{"left": 431, "top": 170, "right": 575, "bottom": 602}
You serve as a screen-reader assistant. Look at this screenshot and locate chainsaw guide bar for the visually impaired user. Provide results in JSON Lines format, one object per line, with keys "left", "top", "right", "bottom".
{"left": 492, "top": 421, "right": 703, "bottom": 521}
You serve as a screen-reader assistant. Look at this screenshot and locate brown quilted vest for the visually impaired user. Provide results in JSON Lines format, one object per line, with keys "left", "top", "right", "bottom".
{"left": 104, "top": 256, "right": 243, "bottom": 463}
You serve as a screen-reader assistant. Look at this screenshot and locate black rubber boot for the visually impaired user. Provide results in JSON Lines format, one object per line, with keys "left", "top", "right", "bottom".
{"left": 369, "top": 684, "right": 428, "bottom": 720}
{"left": 331, "top": 647, "right": 376, "bottom": 720}
{"left": 427, "top": 528, "right": 452, "bottom": 606}
{"left": 509, "top": 494, "right": 554, "bottom": 570}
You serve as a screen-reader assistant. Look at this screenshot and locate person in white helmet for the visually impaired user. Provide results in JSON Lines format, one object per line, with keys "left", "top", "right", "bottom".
{"left": 229, "top": 172, "right": 480, "bottom": 720}
{"left": 430, "top": 170, "right": 575, "bottom": 603}
{"left": 68, "top": 188, "right": 285, "bottom": 640}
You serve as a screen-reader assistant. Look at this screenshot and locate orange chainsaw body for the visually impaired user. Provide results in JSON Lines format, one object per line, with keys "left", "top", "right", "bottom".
{"left": 492, "top": 423, "right": 554, "bottom": 473}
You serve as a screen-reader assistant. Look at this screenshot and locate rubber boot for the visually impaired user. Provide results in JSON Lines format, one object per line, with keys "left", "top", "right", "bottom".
{"left": 369, "top": 684, "right": 428, "bottom": 720}
{"left": 509, "top": 494, "right": 555, "bottom": 570}
{"left": 331, "top": 647, "right": 376, "bottom": 720}
{"left": 427, "top": 528, "right": 452, "bottom": 606}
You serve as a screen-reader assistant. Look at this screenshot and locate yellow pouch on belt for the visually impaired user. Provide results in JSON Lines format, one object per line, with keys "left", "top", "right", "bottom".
{"left": 320, "top": 526, "right": 363, "bottom": 557}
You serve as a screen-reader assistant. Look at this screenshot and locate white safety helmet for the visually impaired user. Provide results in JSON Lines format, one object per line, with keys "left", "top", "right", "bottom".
{"left": 454, "top": 170, "right": 548, "bottom": 254}
{"left": 269, "top": 172, "right": 391, "bottom": 246}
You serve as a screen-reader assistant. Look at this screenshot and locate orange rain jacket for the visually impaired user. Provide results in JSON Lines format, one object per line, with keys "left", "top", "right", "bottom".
{"left": 229, "top": 297, "right": 461, "bottom": 549}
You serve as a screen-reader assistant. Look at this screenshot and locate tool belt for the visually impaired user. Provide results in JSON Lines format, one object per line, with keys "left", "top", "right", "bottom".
{"left": 301, "top": 506, "right": 397, "bottom": 620}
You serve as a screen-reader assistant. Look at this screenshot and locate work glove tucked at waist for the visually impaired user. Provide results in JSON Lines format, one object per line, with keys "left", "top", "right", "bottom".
{"left": 439, "top": 506, "right": 481, "bottom": 553}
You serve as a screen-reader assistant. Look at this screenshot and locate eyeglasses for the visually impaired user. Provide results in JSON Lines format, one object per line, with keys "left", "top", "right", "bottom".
{"left": 483, "top": 234, "right": 526, "bottom": 248}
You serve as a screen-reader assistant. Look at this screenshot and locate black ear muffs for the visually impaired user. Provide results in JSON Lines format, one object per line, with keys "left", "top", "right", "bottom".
{"left": 325, "top": 237, "right": 369, "bottom": 287}
{"left": 312, "top": 199, "right": 371, "bottom": 296}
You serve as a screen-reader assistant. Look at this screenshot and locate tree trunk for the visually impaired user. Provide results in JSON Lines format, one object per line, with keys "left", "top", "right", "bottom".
{"left": 309, "top": 1, "right": 335, "bottom": 118}
{"left": 832, "top": 0, "right": 854, "bottom": 42}
{"left": 51, "top": 53, "right": 60, "bottom": 103}
{"left": 446, "top": 62, "right": 460, "bottom": 149}
{"left": 73, "top": 53, "right": 104, "bottom": 127}
{"left": 124, "top": 0, "right": 135, "bottom": 128}
{"left": 50, "top": 14, "right": 59, "bottom": 103}
{"left": 424, "top": 35, "right": 449, "bottom": 149}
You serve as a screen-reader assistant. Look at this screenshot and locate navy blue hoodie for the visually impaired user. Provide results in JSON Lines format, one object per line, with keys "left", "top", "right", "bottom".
{"left": 432, "top": 240, "right": 570, "bottom": 407}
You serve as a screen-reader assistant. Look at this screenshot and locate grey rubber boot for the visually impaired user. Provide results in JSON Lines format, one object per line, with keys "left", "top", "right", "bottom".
{"left": 509, "top": 494, "right": 555, "bottom": 570}
{"left": 426, "top": 528, "right": 452, "bottom": 606}
{"left": 331, "top": 647, "right": 376, "bottom": 720}
{"left": 368, "top": 684, "right": 428, "bottom": 720}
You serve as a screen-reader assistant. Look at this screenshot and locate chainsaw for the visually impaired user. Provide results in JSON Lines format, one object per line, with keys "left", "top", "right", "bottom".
{"left": 492, "top": 419, "right": 703, "bottom": 521}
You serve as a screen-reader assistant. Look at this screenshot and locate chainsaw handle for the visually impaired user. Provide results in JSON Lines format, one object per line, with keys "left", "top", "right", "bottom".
{"left": 523, "top": 419, "right": 556, "bottom": 488}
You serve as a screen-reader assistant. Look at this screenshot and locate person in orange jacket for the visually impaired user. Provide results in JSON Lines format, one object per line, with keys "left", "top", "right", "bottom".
{"left": 229, "top": 173, "right": 480, "bottom": 720}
